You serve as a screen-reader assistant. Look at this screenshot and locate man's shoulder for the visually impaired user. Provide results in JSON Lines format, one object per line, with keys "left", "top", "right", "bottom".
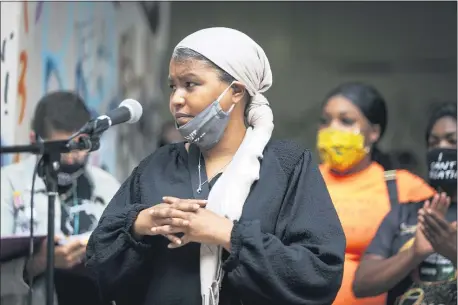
{"left": 1, "top": 157, "right": 36, "bottom": 180}
{"left": 86, "top": 165, "right": 120, "bottom": 187}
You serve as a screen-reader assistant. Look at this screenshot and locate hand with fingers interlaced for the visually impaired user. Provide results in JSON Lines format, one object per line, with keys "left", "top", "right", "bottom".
{"left": 132, "top": 197, "right": 208, "bottom": 245}
{"left": 157, "top": 197, "right": 233, "bottom": 249}
{"left": 134, "top": 196, "right": 233, "bottom": 249}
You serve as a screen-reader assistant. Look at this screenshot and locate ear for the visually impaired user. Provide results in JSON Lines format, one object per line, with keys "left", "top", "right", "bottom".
{"left": 230, "top": 81, "right": 247, "bottom": 105}
{"left": 368, "top": 124, "right": 381, "bottom": 145}
{"left": 29, "top": 131, "right": 37, "bottom": 144}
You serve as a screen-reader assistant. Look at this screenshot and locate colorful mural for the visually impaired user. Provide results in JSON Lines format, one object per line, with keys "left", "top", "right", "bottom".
{"left": 0, "top": 2, "right": 169, "bottom": 180}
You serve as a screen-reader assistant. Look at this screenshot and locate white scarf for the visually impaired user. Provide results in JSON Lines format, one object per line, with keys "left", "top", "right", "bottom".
{"left": 175, "top": 27, "right": 274, "bottom": 305}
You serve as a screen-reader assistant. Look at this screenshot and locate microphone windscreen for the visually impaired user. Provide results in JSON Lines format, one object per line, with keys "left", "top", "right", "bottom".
{"left": 120, "top": 99, "right": 143, "bottom": 123}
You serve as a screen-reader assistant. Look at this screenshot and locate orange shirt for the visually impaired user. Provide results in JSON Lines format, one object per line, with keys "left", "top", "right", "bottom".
{"left": 320, "top": 162, "right": 435, "bottom": 305}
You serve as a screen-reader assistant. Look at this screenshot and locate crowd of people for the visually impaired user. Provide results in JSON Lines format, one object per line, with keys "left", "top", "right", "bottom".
{"left": 1, "top": 27, "right": 456, "bottom": 305}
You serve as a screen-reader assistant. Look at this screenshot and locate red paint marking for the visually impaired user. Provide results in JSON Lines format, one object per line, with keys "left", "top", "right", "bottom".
{"left": 17, "top": 51, "right": 27, "bottom": 125}
{"left": 13, "top": 153, "right": 20, "bottom": 163}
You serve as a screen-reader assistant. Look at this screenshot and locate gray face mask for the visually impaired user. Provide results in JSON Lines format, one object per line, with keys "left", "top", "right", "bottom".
{"left": 176, "top": 82, "right": 235, "bottom": 150}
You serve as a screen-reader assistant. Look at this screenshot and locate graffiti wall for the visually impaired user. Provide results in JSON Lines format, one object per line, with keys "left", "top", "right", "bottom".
{"left": 0, "top": 2, "right": 170, "bottom": 180}
{"left": 116, "top": 2, "right": 171, "bottom": 179}
{"left": 1, "top": 2, "right": 21, "bottom": 166}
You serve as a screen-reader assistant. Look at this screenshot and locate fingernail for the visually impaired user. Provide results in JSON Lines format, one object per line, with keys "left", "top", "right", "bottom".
{"left": 177, "top": 239, "right": 182, "bottom": 245}
{"left": 193, "top": 204, "right": 199, "bottom": 209}
{"left": 151, "top": 227, "right": 157, "bottom": 233}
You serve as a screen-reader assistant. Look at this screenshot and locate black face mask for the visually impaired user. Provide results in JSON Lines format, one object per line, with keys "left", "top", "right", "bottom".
{"left": 427, "top": 148, "right": 457, "bottom": 196}
{"left": 57, "top": 158, "right": 88, "bottom": 186}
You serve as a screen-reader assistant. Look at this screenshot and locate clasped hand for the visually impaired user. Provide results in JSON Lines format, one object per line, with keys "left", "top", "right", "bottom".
{"left": 26, "top": 237, "right": 87, "bottom": 279}
{"left": 417, "top": 193, "right": 457, "bottom": 265}
{"left": 134, "top": 197, "right": 233, "bottom": 249}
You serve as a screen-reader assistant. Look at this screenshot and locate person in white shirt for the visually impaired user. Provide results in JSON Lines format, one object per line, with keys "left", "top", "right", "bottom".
{"left": 1, "top": 91, "right": 121, "bottom": 305}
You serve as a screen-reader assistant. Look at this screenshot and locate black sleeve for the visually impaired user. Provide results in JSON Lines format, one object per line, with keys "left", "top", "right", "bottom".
{"left": 364, "top": 204, "right": 401, "bottom": 258}
{"left": 85, "top": 163, "right": 160, "bottom": 302}
{"left": 223, "top": 151, "right": 346, "bottom": 305}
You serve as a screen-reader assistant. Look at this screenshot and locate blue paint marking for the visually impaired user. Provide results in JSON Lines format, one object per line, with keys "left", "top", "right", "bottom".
{"left": 42, "top": 54, "right": 64, "bottom": 92}
{"left": 40, "top": 2, "right": 119, "bottom": 116}
{"left": 39, "top": 2, "right": 119, "bottom": 175}
{"left": 74, "top": 2, "right": 118, "bottom": 115}
{"left": 0, "top": 137, "right": 11, "bottom": 167}
{"left": 40, "top": 2, "right": 75, "bottom": 93}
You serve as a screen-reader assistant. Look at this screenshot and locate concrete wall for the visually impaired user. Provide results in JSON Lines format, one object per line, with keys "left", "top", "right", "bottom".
{"left": 0, "top": 2, "right": 171, "bottom": 180}
{"left": 163, "top": 1, "right": 457, "bottom": 176}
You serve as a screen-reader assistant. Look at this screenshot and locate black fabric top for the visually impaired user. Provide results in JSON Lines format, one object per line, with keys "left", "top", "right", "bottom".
{"left": 86, "top": 140, "right": 346, "bottom": 305}
{"left": 366, "top": 202, "right": 457, "bottom": 305}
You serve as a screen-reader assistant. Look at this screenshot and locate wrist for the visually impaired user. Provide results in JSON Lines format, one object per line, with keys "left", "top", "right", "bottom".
{"left": 216, "top": 218, "right": 233, "bottom": 251}
{"left": 132, "top": 216, "right": 145, "bottom": 241}
{"left": 410, "top": 247, "right": 430, "bottom": 263}
{"left": 132, "top": 225, "right": 143, "bottom": 241}
{"left": 25, "top": 254, "right": 46, "bottom": 280}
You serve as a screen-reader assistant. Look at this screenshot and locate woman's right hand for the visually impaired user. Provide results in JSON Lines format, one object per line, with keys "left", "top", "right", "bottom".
{"left": 413, "top": 193, "right": 450, "bottom": 258}
{"left": 132, "top": 199, "right": 207, "bottom": 244}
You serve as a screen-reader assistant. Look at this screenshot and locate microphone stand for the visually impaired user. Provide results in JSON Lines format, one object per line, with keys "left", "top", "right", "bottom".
{"left": 0, "top": 135, "right": 100, "bottom": 305}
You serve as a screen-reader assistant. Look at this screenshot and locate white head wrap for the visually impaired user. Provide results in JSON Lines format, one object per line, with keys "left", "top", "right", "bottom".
{"left": 174, "top": 27, "right": 274, "bottom": 127}
{"left": 174, "top": 27, "right": 274, "bottom": 305}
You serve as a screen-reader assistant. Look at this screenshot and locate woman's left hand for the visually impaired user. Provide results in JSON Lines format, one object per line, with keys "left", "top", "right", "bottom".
{"left": 151, "top": 197, "right": 234, "bottom": 250}
{"left": 418, "top": 208, "right": 457, "bottom": 266}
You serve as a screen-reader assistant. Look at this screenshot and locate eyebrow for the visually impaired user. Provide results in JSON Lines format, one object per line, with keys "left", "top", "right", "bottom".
{"left": 430, "top": 131, "right": 457, "bottom": 137}
{"left": 168, "top": 72, "right": 201, "bottom": 82}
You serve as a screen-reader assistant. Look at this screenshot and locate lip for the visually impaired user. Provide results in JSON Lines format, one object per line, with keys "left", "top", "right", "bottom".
{"left": 174, "top": 113, "right": 194, "bottom": 125}
{"left": 174, "top": 112, "right": 194, "bottom": 119}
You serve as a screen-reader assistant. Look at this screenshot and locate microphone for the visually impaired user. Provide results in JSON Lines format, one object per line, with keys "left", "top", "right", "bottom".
{"left": 78, "top": 99, "right": 143, "bottom": 135}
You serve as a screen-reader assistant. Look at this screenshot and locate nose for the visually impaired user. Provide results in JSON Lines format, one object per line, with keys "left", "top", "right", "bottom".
{"left": 61, "top": 153, "right": 75, "bottom": 165}
{"left": 170, "top": 90, "right": 186, "bottom": 108}
{"left": 329, "top": 119, "right": 342, "bottom": 130}
{"left": 61, "top": 150, "right": 86, "bottom": 164}
{"left": 438, "top": 139, "right": 454, "bottom": 149}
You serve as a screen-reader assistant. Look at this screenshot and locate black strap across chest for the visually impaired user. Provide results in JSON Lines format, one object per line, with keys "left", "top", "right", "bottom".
{"left": 384, "top": 170, "right": 399, "bottom": 207}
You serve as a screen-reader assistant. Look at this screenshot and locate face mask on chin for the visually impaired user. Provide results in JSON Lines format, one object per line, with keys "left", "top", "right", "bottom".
{"left": 176, "top": 81, "right": 236, "bottom": 151}
{"left": 317, "top": 128, "right": 370, "bottom": 173}
{"left": 427, "top": 148, "right": 457, "bottom": 197}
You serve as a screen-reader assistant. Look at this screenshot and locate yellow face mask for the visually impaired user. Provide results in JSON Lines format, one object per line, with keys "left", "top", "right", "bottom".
{"left": 317, "top": 128, "right": 369, "bottom": 172}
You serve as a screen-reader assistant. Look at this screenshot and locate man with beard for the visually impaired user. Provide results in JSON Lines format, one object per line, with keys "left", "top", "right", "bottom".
{"left": 1, "top": 91, "right": 120, "bottom": 305}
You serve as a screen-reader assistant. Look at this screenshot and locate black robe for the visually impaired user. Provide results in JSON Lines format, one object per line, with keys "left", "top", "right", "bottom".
{"left": 86, "top": 140, "right": 346, "bottom": 305}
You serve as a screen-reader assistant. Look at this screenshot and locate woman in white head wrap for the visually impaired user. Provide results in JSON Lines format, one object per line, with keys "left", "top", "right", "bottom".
{"left": 87, "top": 27, "right": 345, "bottom": 305}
